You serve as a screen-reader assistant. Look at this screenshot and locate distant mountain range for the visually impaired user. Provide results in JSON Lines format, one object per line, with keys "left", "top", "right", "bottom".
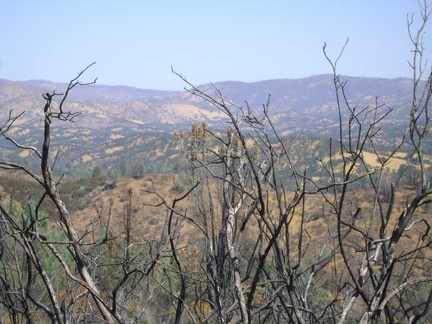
{"left": 0, "top": 75, "right": 419, "bottom": 176}
{"left": 0, "top": 75, "right": 416, "bottom": 134}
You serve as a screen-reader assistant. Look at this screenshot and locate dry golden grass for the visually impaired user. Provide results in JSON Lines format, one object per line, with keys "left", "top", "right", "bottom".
{"left": 162, "top": 104, "right": 225, "bottom": 120}
{"left": 72, "top": 175, "right": 190, "bottom": 246}
{"left": 18, "top": 149, "right": 30, "bottom": 158}
{"left": 109, "top": 134, "right": 124, "bottom": 140}
{"left": 70, "top": 173, "right": 430, "bottom": 254}
{"left": 81, "top": 154, "right": 93, "bottom": 163}
{"left": 105, "top": 146, "right": 124, "bottom": 154}
{"left": 362, "top": 151, "right": 407, "bottom": 172}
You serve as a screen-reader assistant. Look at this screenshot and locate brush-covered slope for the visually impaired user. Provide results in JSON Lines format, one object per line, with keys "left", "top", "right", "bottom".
{"left": 0, "top": 75, "right": 421, "bottom": 176}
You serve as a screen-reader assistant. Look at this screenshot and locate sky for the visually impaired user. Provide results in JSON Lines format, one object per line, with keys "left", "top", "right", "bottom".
{"left": 0, "top": 1, "right": 429, "bottom": 91}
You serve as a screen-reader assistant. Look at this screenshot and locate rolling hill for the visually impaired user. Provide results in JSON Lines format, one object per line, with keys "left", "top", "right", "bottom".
{"left": 0, "top": 75, "right": 416, "bottom": 130}
{"left": 0, "top": 75, "right": 422, "bottom": 177}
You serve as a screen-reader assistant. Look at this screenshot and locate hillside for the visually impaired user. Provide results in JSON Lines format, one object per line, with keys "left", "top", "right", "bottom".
{"left": 0, "top": 75, "right": 421, "bottom": 177}
{"left": 1, "top": 74, "right": 430, "bottom": 323}
{"left": 0, "top": 75, "right": 416, "bottom": 130}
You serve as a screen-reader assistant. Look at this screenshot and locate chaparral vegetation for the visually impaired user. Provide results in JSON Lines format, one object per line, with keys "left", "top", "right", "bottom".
{"left": 0, "top": 2, "right": 431, "bottom": 323}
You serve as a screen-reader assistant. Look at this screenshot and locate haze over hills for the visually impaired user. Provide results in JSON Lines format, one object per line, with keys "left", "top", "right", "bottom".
{"left": 0, "top": 75, "right": 415, "bottom": 130}
{"left": 0, "top": 75, "right": 420, "bottom": 176}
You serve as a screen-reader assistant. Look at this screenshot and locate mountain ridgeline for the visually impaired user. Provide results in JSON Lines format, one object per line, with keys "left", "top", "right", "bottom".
{"left": 0, "top": 75, "right": 419, "bottom": 177}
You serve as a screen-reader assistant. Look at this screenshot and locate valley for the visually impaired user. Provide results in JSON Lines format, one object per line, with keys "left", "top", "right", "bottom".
{"left": 0, "top": 73, "right": 431, "bottom": 323}
{"left": 0, "top": 74, "right": 425, "bottom": 179}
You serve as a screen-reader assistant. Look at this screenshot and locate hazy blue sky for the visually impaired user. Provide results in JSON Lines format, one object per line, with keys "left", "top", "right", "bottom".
{"left": 0, "top": 1, "right": 428, "bottom": 90}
